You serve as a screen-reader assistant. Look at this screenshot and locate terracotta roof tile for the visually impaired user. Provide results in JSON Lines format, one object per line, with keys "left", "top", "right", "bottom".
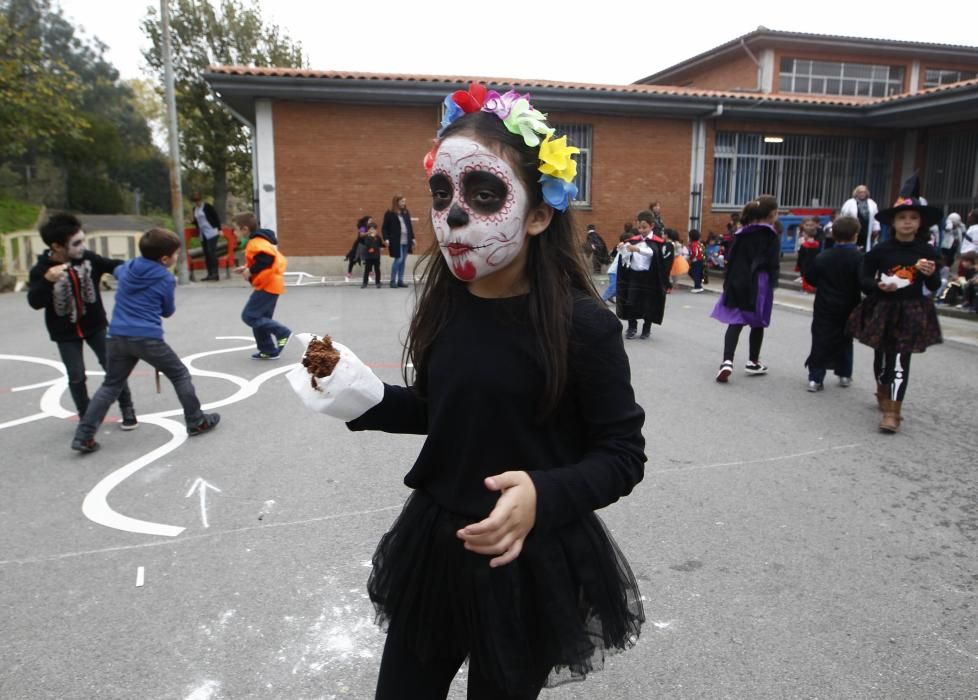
{"left": 206, "top": 65, "right": 872, "bottom": 107}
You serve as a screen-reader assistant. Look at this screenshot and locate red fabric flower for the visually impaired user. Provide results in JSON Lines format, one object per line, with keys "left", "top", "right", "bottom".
{"left": 451, "top": 83, "right": 487, "bottom": 113}
{"left": 423, "top": 143, "right": 438, "bottom": 176}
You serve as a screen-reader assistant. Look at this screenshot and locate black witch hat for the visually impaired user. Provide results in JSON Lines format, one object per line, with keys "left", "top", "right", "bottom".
{"left": 875, "top": 172, "right": 943, "bottom": 227}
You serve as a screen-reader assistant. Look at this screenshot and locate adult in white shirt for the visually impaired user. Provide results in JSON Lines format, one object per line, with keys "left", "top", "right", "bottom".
{"left": 839, "top": 185, "right": 880, "bottom": 252}
{"left": 191, "top": 192, "right": 222, "bottom": 281}
{"left": 961, "top": 210, "right": 978, "bottom": 257}
{"left": 941, "top": 212, "right": 964, "bottom": 266}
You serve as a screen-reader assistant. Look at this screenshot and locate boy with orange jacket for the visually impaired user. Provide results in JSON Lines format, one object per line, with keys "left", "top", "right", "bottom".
{"left": 233, "top": 212, "right": 292, "bottom": 359}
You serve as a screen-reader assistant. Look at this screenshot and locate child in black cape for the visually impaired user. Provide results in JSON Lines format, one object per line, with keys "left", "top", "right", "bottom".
{"left": 801, "top": 216, "right": 863, "bottom": 392}
{"left": 615, "top": 209, "right": 672, "bottom": 339}
{"left": 847, "top": 174, "right": 943, "bottom": 433}
{"left": 288, "top": 84, "right": 646, "bottom": 699}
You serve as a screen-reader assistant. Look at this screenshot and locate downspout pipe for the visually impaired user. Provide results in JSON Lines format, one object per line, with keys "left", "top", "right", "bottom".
{"left": 740, "top": 39, "right": 763, "bottom": 92}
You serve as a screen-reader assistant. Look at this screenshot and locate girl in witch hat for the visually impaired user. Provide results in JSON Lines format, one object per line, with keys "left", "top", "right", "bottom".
{"left": 847, "top": 173, "right": 943, "bottom": 433}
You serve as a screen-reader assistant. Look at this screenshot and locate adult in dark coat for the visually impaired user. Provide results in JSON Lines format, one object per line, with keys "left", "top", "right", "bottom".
{"left": 382, "top": 195, "right": 415, "bottom": 288}
{"left": 191, "top": 192, "right": 222, "bottom": 281}
{"left": 801, "top": 216, "right": 864, "bottom": 389}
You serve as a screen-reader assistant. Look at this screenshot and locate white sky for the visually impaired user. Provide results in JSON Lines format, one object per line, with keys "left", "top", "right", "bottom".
{"left": 57, "top": 0, "right": 977, "bottom": 86}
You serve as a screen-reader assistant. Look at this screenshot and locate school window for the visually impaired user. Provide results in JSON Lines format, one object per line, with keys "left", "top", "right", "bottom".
{"left": 712, "top": 132, "right": 894, "bottom": 209}
{"left": 552, "top": 123, "right": 592, "bottom": 208}
{"left": 778, "top": 58, "right": 905, "bottom": 97}
{"left": 924, "top": 129, "right": 978, "bottom": 216}
{"left": 923, "top": 69, "right": 978, "bottom": 88}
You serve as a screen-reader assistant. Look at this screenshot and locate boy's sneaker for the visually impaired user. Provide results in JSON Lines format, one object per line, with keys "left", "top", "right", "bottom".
{"left": 120, "top": 410, "right": 139, "bottom": 431}
{"left": 277, "top": 332, "right": 293, "bottom": 352}
{"left": 71, "top": 437, "right": 100, "bottom": 454}
{"left": 745, "top": 361, "right": 768, "bottom": 375}
{"left": 838, "top": 377, "right": 852, "bottom": 388}
{"left": 690, "top": 288, "right": 704, "bottom": 294}
{"left": 251, "top": 351, "right": 280, "bottom": 360}
{"left": 188, "top": 413, "right": 220, "bottom": 437}
{"left": 807, "top": 380, "right": 824, "bottom": 392}
{"left": 715, "top": 360, "right": 733, "bottom": 383}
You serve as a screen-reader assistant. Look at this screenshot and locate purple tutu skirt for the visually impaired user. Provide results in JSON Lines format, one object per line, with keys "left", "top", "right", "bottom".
{"left": 710, "top": 271, "right": 774, "bottom": 327}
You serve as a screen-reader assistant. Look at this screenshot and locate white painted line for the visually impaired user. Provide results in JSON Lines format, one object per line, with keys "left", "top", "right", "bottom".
{"left": 136, "top": 566, "right": 144, "bottom": 587}
{"left": 0, "top": 503, "right": 405, "bottom": 566}
{"left": 185, "top": 478, "right": 222, "bottom": 529}
{"left": 0, "top": 412, "right": 50, "bottom": 430}
{"left": 81, "top": 415, "right": 188, "bottom": 537}
{"left": 10, "top": 379, "right": 58, "bottom": 392}
{"left": 653, "top": 443, "right": 862, "bottom": 476}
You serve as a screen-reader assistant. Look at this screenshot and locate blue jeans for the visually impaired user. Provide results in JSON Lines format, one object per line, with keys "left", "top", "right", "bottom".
{"left": 601, "top": 273, "right": 617, "bottom": 302}
{"left": 57, "top": 328, "right": 133, "bottom": 415}
{"left": 241, "top": 290, "right": 291, "bottom": 354}
{"left": 390, "top": 253, "right": 407, "bottom": 286}
{"left": 689, "top": 260, "right": 704, "bottom": 289}
{"left": 75, "top": 336, "right": 204, "bottom": 439}
{"left": 808, "top": 343, "right": 854, "bottom": 383}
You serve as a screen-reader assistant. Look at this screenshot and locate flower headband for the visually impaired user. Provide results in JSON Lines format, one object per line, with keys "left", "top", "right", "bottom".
{"left": 423, "top": 83, "right": 579, "bottom": 211}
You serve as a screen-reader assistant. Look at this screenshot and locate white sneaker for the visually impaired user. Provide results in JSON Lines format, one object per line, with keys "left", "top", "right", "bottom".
{"left": 690, "top": 288, "right": 704, "bottom": 294}
{"left": 715, "top": 360, "right": 733, "bottom": 383}
{"left": 838, "top": 377, "right": 852, "bottom": 388}
{"left": 807, "top": 380, "right": 824, "bottom": 392}
{"left": 745, "top": 361, "right": 768, "bottom": 375}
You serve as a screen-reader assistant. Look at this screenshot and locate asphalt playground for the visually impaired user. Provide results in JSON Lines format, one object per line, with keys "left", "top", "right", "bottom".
{"left": 1, "top": 274, "right": 976, "bottom": 699}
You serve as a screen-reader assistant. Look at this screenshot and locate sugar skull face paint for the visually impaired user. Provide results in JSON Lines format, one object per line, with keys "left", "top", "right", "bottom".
{"left": 429, "top": 136, "right": 529, "bottom": 282}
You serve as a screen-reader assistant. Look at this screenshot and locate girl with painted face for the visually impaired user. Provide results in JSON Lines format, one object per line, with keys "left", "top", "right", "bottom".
{"left": 847, "top": 173, "right": 943, "bottom": 433}
{"left": 288, "top": 84, "right": 646, "bottom": 699}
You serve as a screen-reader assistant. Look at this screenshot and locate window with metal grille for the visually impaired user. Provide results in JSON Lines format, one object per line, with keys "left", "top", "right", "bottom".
{"left": 923, "top": 69, "right": 978, "bottom": 88}
{"left": 778, "top": 58, "right": 904, "bottom": 97}
{"left": 712, "top": 132, "right": 894, "bottom": 209}
{"left": 924, "top": 130, "right": 978, "bottom": 216}
{"left": 551, "top": 123, "right": 592, "bottom": 208}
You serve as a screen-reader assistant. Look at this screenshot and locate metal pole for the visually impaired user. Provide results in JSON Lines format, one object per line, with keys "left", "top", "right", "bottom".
{"left": 161, "top": 0, "right": 188, "bottom": 284}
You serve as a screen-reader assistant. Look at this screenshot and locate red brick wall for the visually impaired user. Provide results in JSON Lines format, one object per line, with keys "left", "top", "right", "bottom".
{"left": 665, "top": 54, "right": 759, "bottom": 92}
{"left": 272, "top": 101, "right": 438, "bottom": 256}
{"left": 271, "top": 103, "right": 695, "bottom": 254}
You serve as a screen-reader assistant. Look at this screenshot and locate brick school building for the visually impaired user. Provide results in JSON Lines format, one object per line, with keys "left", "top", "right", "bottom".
{"left": 206, "top": 28, "right": 978, "bottom": 269}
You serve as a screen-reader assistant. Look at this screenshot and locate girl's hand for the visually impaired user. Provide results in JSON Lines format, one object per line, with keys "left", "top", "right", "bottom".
{"left": 878, "top": 281, "right": 898, "bottom": 292}
{"left": 457, "top": 471, "right": 537, "bottom": 568}
{"left": 915, "top": 259, "right": 936, "bottom": 276}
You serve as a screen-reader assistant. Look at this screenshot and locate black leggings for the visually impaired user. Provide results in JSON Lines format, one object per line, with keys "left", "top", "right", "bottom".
{"left": 723, "top": 324, "right": 764, "bottom": 363}
{"left": 874, "top": 350, "right": 912, "bottom": 401}
{"left": 375, "top": 627, "right": 549, "bottom": 700}
{"left": 363, "top": 259, "right": 381, "bottom": 286}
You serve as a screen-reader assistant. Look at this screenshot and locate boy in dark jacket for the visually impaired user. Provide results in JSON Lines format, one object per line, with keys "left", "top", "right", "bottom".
{"left": 71, "top": 229, "right": 220, "bottom": 453}
{"left": 801, "top": 216, "right": 864, "bottom": 391}
{"left": 28, "top": 213, "right": 135, "bottom": 423}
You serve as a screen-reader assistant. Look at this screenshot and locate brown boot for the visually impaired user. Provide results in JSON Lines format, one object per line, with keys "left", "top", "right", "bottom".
{"left": 876, "top": 383, "right": 888, "bottom": 411}
{"left": 879, "top": 399, "right": 902, "bottom": 433}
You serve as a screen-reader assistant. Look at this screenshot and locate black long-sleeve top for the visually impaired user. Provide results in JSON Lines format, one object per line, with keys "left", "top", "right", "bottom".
{"left": 347, "top": 289, "right": 647, "bottom": 531}
{"left": 858, "top": 237, "right": 942, "bottom": 299}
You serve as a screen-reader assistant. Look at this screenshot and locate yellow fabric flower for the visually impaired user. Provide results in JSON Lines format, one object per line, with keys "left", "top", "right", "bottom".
{"left": 538, "top": 132, "right": 580, "bottom": 183}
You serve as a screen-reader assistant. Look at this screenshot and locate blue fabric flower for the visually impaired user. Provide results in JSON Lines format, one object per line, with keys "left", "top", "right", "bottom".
{"left": 438, "top": 95, "right": 465, "bottom": 136}
{"left": 540, "top": 175, "right": 578, "bottom": 211}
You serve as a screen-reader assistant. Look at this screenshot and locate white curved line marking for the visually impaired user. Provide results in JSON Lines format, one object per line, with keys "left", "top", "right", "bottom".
{"left": 11, "top": 379, "right": 58, "bottom": 392}
{"left": 0, "top": 412, "right": 49, "bottom": 429}
{"left": 82, "top": 415, "right": 189, "bottom": 537}
{"left": 80, "top": 340, "right": 294, "bottom": 537}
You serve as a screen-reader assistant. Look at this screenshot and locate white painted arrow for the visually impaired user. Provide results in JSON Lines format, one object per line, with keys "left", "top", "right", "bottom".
{"left": 185, "top": 478, "right": 222, "bottom": 529}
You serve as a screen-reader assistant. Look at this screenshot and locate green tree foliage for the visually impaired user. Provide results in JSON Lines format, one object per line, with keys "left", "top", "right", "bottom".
{"left": 142, "top": 0, "right": 305, "bottom": 218}
{"left": 0, "top": 4, "right": 87, "bottom": 158}
{"left": 1, "top": 0, "right": 169, "bottom": 214}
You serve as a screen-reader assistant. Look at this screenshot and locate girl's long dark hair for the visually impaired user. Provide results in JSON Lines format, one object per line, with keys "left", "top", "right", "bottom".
{"left": 404, "top": 111, "right": 598, "bottom": 416}
{"left": 740, "top": 195, "right": 778, "bottom": 226}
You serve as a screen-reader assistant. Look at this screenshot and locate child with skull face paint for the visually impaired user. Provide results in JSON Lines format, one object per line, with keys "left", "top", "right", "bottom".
{"left": 288, "top": 84, "right": 646, "bottom": 699}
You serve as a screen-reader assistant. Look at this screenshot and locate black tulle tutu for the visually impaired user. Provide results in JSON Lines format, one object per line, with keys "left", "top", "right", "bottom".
{"left": 367, "top": 489, "right": 645, "bottom": 694}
